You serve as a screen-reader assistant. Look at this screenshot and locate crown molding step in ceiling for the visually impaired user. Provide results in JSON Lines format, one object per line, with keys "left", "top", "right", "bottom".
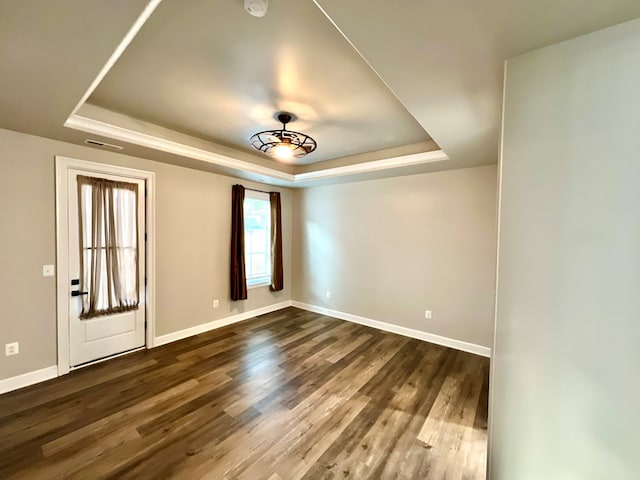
{"left": 2, "top": 1, "right": 640, "bottom": 186}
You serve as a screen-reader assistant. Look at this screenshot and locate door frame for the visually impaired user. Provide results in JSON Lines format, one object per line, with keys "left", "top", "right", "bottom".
{"left": 55, "top": 155, "right": 156, "bottom": 375}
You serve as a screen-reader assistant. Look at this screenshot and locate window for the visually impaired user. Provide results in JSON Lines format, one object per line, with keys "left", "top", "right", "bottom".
{"left": 243, "top": 190, "right": 271, "bottom": 286}
{"left": 77, "top": 175, "right": 140, "bottom": 318}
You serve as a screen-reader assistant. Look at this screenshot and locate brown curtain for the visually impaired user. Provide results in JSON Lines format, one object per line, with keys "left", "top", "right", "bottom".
{"left": 77, "top": 175, "right": 140, "bottom": 319}
{"left": 230, "top": 184, "right": 248, "bottom": 300}
{"left": 269, "top": 192, "right": 284, "bottom": 291}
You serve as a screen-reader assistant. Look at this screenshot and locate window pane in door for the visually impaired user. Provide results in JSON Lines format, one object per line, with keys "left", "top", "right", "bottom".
{"left": 78, "top": 176, "right": 139, "bottom": 318}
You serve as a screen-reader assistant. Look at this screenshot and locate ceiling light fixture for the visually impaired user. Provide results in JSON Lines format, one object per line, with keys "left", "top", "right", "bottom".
{"left": 250, "top": 112, "right": 317, "bottom": 161}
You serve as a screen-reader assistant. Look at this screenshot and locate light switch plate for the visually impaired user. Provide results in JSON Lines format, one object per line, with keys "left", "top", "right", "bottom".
{"left": 5, "top": 342, "right": 19, "bottom": 356}
{"left": 42, "top": 265, "right": 55, "bottom": 277}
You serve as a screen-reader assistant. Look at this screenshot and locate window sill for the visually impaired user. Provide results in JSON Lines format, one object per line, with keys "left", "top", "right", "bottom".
{"left": 247, "top": 281, "right": 270, "bottom": 290}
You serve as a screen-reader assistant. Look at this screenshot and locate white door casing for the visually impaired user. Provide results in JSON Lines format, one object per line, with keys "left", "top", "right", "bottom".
{"left": 56, "top": 156, "right": 156, "bottom": 375}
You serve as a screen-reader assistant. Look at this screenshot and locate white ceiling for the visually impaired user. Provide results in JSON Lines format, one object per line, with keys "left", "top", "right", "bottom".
{"left": 88, "top": 0, "right": 431, "bottom": 165}
{"left": 1, "top": 0, "right": 640, "bottom": 186}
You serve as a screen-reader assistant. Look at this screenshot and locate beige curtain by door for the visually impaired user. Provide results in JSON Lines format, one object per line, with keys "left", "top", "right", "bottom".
{"left": 77, "top": 175, "right": 140, "bottom": 319}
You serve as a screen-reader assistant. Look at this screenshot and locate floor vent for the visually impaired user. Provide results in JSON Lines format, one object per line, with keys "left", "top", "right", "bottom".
{"left": 84, "top": 139, "right": 124, "bottom": 150}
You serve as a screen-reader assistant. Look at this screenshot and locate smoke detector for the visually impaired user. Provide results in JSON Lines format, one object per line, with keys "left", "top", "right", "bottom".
{"left": 244, "top": 0, "right": 268, "bottom": 17}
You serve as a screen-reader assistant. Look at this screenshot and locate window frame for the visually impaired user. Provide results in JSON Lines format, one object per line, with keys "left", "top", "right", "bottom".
{"left": 243, "top": 190, "right": 271, "bottom": 288}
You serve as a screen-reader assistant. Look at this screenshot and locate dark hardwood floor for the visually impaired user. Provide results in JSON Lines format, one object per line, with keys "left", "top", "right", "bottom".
{"left": 0, "top": 307, "right": 489, "bottom": 479}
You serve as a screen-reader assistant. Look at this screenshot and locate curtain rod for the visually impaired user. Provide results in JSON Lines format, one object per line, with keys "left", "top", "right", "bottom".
{"left": 235, "top": 184, "right": 274, "bottom": 195}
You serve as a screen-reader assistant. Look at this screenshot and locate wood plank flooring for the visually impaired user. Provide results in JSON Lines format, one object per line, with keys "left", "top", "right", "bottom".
{"left": 0, "top": 307, "right": 489, "bottom": 479}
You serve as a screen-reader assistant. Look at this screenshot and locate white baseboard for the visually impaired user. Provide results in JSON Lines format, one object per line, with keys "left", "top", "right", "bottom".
{"left": 0, "top": 300, "right": 488, "bottom": 396}
{"left": 154, "top": 300, "right": 293, "bottom": 346}
{"left": 0, "top": 365, "right": 59, "bottom": 395}
{"left": 291, "top": 301, "right": 491, "bottom": 358}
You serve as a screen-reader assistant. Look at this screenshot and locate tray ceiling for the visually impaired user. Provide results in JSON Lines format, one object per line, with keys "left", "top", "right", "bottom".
{"left": 88, "top": 0, "right": 432, "bottom": 165}
{"left": 2, "top": 0, "right": 640, "bottom": 186}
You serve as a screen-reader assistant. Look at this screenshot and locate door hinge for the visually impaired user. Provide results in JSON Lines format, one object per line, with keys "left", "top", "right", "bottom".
{"left": 144, "top": 232, "right": 147, "bottom": 242}
{"left": 144, "top": 277, "right": 147, "bottom": 286}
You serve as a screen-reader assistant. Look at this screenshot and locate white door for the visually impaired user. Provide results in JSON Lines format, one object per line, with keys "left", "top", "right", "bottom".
{"left": 67, "top": 169, "right": 146, "bottom": 367}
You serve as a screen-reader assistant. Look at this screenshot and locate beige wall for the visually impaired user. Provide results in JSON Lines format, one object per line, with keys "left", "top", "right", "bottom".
{"left": 491, "top": 18, "right": 640, "bottom": 479}
{"left": 292, "top": 165, "right": 498, "bottom": 348}
{"left": 0, "top": 128, "right": 292, "bottom": 381}
{"left": 0, "top": 127, "right": 498, "bottom": 385}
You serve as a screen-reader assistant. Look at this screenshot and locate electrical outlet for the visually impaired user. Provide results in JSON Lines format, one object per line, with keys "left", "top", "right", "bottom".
{"left": 5, "top": 342, "right": 19, "bottom": 356}
{"left": 425, "top": 310, "right": 432, "bottom": 320}
{"left": 213, "top": 299, "right": 219, "bottom": 308}
{"left": 326, "top": 290, "right": 331, "bottom": 299}
{"left": 42, "top": 265, "right": 55, "bottom": 277}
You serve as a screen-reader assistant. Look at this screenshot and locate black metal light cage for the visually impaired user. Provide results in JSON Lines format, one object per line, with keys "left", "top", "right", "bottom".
{"left": 249, "top": 113, "right": 317, "bottom": 159}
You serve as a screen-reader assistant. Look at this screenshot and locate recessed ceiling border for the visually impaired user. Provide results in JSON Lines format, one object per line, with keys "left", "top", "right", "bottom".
{"left": 67, "top": 0, "right": 164, "bottom": 119}
{"left": 294, "top": 150, "right": 449, "bottom": 183}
